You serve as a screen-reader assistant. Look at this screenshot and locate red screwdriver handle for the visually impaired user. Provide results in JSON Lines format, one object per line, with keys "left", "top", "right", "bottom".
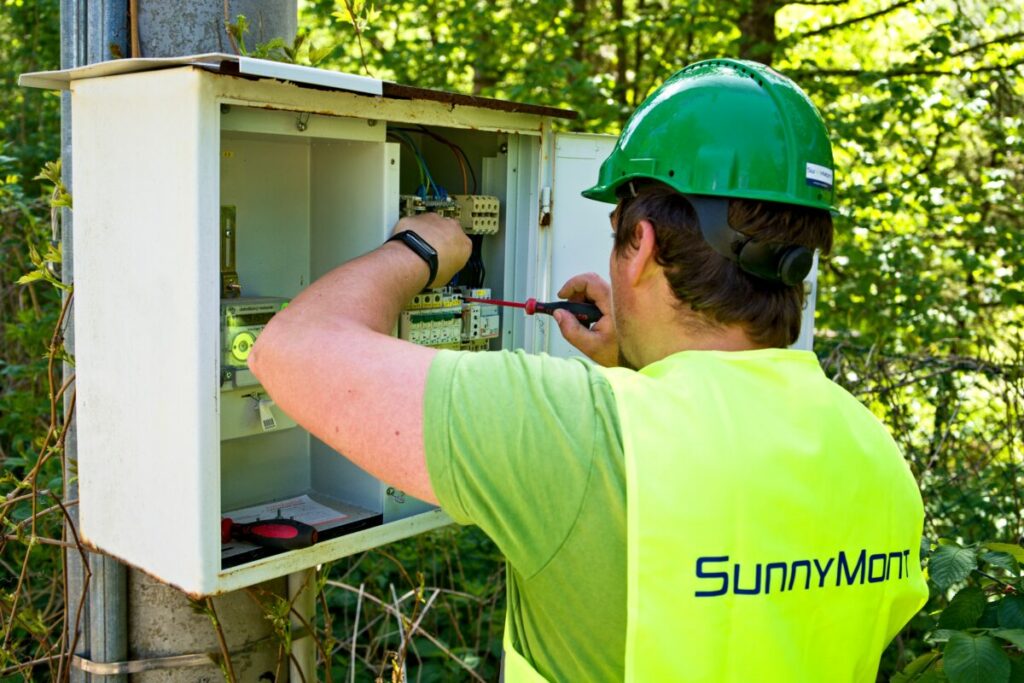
{"left": 222, "top": 517, "right": 318, "bottom": 551}
{"left": 526, "top": 299, "right": 604, "bottom": 326}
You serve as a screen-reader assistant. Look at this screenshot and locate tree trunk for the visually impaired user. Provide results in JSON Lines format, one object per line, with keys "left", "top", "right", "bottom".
{"left": 613, "top": 0, "right": 628, "bottom": 107}
{"left": 737, "top": 0, "right": 778, "bottom": 65}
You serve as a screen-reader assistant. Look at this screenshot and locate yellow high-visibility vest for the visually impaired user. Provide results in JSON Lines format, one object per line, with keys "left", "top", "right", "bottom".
{"left": 504, "top": 349, "right": 928, "bottom": 682}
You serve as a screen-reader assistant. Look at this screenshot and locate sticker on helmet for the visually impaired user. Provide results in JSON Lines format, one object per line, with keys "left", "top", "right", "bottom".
{"left": 806, "top": 163, "right": 834, "bottom": 190}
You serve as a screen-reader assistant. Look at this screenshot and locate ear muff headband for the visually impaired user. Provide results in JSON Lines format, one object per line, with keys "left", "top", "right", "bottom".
{"left": 684, "top": 195, "right": 813, "bottom": 286}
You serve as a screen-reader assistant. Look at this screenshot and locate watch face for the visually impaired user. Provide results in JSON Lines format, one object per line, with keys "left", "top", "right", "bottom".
{"left": 406, "top": 232, "right": 437, "bottom": 256}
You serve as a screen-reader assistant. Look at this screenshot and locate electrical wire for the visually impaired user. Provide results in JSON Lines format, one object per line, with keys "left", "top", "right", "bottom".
{"left": 418, "top": 127, "right": 470, "bottom": 194}
{"left": 387, "top": 133, "right": 426, "bottom": 191}
{"left": 423, "top": 127, "right": 478, "bottom": 194}
{"left": 394, "top": 126, "right": 478, "bottom": 194}
{"left": 471, "top": 235, "right": 486, "bottom": 288}
{"left": 387, "top": 130, "right": 441, "bottom": 198}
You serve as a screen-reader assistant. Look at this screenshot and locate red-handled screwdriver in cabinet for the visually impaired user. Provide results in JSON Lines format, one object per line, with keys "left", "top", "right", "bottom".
{"left": 221, "top": 515, "right": 318, "bottom": 551}
{"left": 462, "top": 296, "right": 604, "bottom": 327}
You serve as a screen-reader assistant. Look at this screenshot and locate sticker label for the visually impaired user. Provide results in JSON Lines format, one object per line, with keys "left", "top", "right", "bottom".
{"left": 806, "top": 162, "right": 834, "bottom": 189}
{"left": 258, "top": 398, "right": 277, "bottom": 432}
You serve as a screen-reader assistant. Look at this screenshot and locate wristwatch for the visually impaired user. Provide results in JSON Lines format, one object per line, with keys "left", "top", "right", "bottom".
{"left": 386, "top": 230, "right": 438, "bottom": 289}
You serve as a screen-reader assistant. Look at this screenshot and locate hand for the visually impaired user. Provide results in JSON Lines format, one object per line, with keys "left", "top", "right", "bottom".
{"left": 390, "top": 213, "right": 471, "bottom": 288}
{"left": 553, "top": 273, "right": 619, "bottom": 367}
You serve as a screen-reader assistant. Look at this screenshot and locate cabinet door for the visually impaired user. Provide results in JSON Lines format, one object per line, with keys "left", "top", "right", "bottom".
{"left": 546, "top": 132, "right": 617, "bottom": 359}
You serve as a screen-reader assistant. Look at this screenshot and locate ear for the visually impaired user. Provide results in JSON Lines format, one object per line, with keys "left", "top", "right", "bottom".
{"left": 623, "top": 219, "right": 659, "bottom": 287}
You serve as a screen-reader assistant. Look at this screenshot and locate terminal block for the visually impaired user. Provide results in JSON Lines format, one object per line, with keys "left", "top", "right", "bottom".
{"left": 398, "top": 194, "right": 500, "bottom": 235}
{"left": 453, "top": 195, "right": 500, "bottom": 235}
{"left": 399, "top": 194, "right": 460, "bottom": 220}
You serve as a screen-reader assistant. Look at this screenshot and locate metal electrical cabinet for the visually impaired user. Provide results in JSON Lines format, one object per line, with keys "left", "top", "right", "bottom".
{"left": 20, "top": 55, "right": 817, "bottom": 596}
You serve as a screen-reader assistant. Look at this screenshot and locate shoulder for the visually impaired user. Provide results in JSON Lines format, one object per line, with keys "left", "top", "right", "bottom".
{"left": 428, "top": 348, "right": 615, "bottom": 401}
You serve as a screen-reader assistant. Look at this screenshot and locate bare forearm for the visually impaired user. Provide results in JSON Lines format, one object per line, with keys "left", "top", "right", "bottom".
{"left": 245, "top": 215, "right": 469, "bottom": 504}
{"left": 279, "top": 241, "right": 428, "bottom": 337}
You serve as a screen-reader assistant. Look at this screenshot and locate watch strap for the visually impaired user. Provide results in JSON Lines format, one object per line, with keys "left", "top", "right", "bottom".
{"left": 386, "top": 230, "right": 439, "bottom": 289}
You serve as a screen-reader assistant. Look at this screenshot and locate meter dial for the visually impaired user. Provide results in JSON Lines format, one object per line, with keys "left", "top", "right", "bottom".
{"left": 230, "top": 331, "right": 257, "bottom": 363}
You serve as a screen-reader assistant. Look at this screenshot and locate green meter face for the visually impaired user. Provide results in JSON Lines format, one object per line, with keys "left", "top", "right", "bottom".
{"left": 220, "top": 297, "right": 290, "bottom": 388}
{"left": 230, "top": 331, "right": 256, "bottom": 362}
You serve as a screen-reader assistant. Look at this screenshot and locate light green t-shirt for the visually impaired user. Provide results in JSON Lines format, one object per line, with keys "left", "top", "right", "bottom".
{"left": 424, "top": 349, "right": 625, "bottom": 681}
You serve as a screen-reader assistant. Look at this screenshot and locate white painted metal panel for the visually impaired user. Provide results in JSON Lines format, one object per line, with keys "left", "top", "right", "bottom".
{"left": 64, "top": 64, "right": 553, "bottom": 595}
{"left": 792, "top": 254, "right": 820, "bottom": 351}
{"left": 19, "top": 53, "right": 383, "bottom": 96}
{"left": 20, "top": 53, "right": 233, "bottom": 90}
{"left": 237, "top": 56, "right": 381, "bottom": 96}
{"left": 72, "top": 67, "right": 221, "bottom": 594}
{"left": 546, "top": 133, "right": 617, "bottom": 359}
{"left": 221, "top": 106, "right": 385, "bottom": 143}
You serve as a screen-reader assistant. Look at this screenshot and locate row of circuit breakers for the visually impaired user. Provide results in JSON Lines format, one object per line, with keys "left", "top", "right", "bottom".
{"left": 219, "top": 195, "right": 503, "bottom": 395}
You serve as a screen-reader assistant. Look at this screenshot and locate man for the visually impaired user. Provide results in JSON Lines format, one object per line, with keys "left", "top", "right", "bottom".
{"left": 249, "top": 59, "right": 928, "bottom": 681}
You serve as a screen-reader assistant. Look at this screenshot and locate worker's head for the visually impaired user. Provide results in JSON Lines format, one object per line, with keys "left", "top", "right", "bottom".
{"left": 583, "top": 59, "right": 836, "bottom": 357}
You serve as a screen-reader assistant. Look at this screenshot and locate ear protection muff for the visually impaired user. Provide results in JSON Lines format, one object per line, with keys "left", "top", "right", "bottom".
{"left": 684, "top": 195, "right": 813, "bottom": 286}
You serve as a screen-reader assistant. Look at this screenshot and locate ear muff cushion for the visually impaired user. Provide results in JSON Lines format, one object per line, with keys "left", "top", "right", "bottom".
{"left": 738, "top": 241, "right": 813, "bottom": 285}
{"left": 778, "top": 247, "right": 813, "bottom": 286}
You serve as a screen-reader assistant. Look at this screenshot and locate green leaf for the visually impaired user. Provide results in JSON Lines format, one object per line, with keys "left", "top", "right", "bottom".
{"left": 943, "top": 633, "right": 1011, "bottom": 683}
{"left": 931, "top": 544, "right": 979, "bottom": 590}
{"left": 987, "top": 544, "right": 1024, "bottom": 564}
{"left": 1010, "top": 656, "right": 1024, "bottom": 683}
{"left": 308, "top": 44, "right": 335, "bottom": 66}
{"left": 994, "top": 630, "right": 1024, "bottom": 651}
{"left": 896, "top": 651, "right": 942, "bottom": 680}
{"left": 940, "top": 586, "right": 988, "bottom": 629}
{"left": 16, "top": 270, "right": 46, "bottom": 285}
{"left": 1001, "top": 597, "right": 1024, "bottom": 629}
{"left": 984, "top": 552, "right": 1021, "bottom": 575}
{"left": 980, "top": 602, "right": 1003, "bottom": 629}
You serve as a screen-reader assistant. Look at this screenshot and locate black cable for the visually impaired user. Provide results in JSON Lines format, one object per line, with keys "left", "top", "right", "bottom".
{"left": 470, "top": 235, "right": 485, "bottom": 288}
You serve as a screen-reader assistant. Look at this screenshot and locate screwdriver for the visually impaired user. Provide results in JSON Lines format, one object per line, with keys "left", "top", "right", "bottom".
{"left": 463, "top": 296, "right": 603, "bottom": 326}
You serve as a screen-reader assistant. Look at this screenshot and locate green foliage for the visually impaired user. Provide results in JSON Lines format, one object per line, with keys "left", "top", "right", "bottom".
{"left": 228, "top": 13, "right": 336, "bottom": 66}
{"left": 0, "top": 0, "right": 1022, "bottom": 680}
{"left": 894, "top": 540, "right": 1024, "bottom": 682}
{"left": 321, "top": 526, "right": 506, "bottom": 680}
{"left": 943, "top": 633, "right": 1011, "bottom": 683}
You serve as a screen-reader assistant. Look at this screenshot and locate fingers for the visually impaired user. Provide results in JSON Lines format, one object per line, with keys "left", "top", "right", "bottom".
{"left": 557, "top": 273, "right": 611, "bottom": 310}
{"left": 552, "top": 308, "right": 619, "bottom": 368}
{"left": 553, "top": 308, "right": 588, "bottom": 347}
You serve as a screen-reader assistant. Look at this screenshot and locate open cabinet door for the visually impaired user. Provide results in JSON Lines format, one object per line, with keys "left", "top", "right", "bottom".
{"left": 546, "top": 132, "right": 617, "bottom": 359}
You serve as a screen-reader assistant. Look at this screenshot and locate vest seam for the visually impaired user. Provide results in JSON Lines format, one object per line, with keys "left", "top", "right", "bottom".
{"left": 521, "top": 374, "right": 609, "bottom": 582}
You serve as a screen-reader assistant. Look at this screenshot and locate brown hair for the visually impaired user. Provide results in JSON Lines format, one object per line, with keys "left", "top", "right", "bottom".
{"left": 613, "top": 182, "right": 833, "bottom": 348}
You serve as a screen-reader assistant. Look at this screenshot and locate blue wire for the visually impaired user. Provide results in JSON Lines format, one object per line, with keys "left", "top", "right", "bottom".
{"left": 389, "top": 130, "right": 446, "bottom": 199}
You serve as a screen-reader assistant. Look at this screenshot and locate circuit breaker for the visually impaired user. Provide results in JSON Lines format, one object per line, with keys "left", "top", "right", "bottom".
{"left": 19, "top": 54, "right": 819, "bottom": 595}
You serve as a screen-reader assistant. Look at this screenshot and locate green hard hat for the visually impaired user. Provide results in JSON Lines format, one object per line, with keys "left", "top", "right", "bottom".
{"left": 582, "top": 58, "right": 836, "bottom": 212}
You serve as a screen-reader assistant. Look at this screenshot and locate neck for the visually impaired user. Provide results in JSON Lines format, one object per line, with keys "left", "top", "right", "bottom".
{"left": 627, "top": 309, "right": 764, "bottom": 369}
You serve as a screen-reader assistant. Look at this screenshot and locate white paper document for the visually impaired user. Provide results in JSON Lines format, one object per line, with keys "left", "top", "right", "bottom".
{"left": 223, "top": 494, "right": 350, "bottom": 528}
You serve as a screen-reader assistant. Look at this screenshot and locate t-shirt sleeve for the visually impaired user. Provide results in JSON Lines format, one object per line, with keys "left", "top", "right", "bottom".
{"left": 424, "top": 349, "right": 618, "bottom": 579}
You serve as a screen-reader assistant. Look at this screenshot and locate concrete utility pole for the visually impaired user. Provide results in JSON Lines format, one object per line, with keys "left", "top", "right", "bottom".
{"left": 61, "top": 2, "right": 304, "bottom": 681}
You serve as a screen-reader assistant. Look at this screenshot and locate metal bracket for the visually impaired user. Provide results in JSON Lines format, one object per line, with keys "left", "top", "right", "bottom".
{"left": 72, "top": 626, "right": 310, "bottom": 675}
